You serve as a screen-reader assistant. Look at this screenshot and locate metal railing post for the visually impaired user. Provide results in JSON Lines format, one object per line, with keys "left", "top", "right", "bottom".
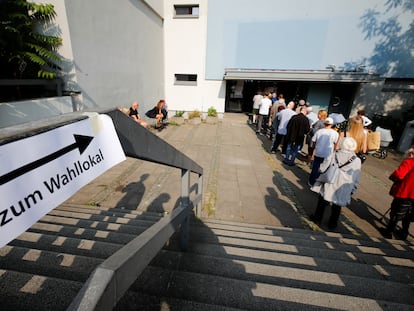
{"left": 180, "top": 168, "right": 190, "bottom": 251}
{"left": 196, "top": 173, "right": 203, "bottom": 217}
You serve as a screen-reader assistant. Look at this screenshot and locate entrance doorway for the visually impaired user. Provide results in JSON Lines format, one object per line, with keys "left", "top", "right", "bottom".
{"left": 224, "top": 79, "right": 359, "bottom": 119}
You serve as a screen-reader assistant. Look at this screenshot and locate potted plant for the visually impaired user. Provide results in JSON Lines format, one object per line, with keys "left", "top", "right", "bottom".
{"left": 169, "top": 110, "right": 185, "bottom": 125}
{"left": 205, "top": 106, "right": 219, "bottom": 124}
{"left": 188, "top": 110, "right": 201, "bottom": 125}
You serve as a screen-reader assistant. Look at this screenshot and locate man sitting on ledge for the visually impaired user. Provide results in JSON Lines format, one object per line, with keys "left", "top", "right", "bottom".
{"left": 128, "top": 101, "right": 148, "bottom": 128}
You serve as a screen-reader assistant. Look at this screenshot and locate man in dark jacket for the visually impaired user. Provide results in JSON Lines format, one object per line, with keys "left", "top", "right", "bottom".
{"left": 283, "top": 106, "right": 310, "bottom": 166}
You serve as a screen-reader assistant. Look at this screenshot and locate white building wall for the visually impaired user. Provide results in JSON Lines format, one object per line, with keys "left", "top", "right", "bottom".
{"left": 55, "top": 0, "right": 164, "bottom": 115}
{"left": 164, "top": 0, "right": 224, "bottom": 114}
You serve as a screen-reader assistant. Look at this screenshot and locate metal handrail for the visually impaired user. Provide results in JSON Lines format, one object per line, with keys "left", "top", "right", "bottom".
{"left": 67, "top": 109, "right": 203, "bottom": 310}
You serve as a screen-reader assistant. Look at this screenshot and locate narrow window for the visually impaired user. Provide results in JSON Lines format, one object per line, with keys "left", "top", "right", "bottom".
{"left": 174, "top": 5, "right": 199, "bottom": 18}
{"left": 175, "top": 74, "right": 197, "bottom": 86}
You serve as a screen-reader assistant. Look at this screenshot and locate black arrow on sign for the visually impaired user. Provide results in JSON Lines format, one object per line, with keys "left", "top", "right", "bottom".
{"left": 0, "top": 134, "right": 94, "bottom": 186}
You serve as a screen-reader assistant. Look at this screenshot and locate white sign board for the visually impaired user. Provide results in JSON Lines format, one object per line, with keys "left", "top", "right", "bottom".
{"left": 0, "top": 113, "right": 126, "bottom": 248}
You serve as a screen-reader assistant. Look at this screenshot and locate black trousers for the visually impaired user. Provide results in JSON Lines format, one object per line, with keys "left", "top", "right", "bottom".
{"left": 313, "top": 195, "right": 342, "bottom": 228}
{"left": 385, "top": 198, "right": 413, "bottom": 239}
{"left": 271, "top": 133, "right": 287, "bottom": 153}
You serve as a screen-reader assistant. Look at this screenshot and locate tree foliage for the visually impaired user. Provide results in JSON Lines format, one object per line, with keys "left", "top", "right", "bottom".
{"left": 0, "top": 0, "right": 62, "bottom": 79}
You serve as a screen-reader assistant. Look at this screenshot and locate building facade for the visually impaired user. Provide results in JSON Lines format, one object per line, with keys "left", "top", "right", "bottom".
{"left": 13, "top": 0, "right": 413, "bottom": 146}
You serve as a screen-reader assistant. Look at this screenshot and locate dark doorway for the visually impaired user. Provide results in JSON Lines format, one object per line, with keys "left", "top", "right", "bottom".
{"left": 224, "top": 79, "right": 359, "bottom": 120}
{"left": 328, "top": 83, "right": 359, "bottom": 117}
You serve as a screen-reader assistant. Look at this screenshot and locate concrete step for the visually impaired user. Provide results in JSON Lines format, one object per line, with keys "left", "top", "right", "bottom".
{"left": 28, "top": 221, "right": 140, "bottom": 245}
{"left": 9, "top": 231, "right": 122, "bottom": 260}
{"left": 46, "top": 209, "right": 157, "bottom": 228}
{"left": 177, "top": 240, "right": 414, "bottom": 283}
{"left": 0, "top": 244, "right": 103, "bottom": 282}
{"left": 56, "top": 204, "right": 164, "bottom": 222}
{"left": 116, "top": 291, "right": 245, "bottom": 311}
{"left": 0, "top": 269, "right": 82, "bottom": 311}
{"left": 114, "top": 291, "right": 245, "bottom": 311}
{"left": 150, "top": 249, "right": 414, "bottom": 304}
{"left": 197, "top": 218, "right": 414, "bottom": 251}
{"left": 38, "top": 214, "right": 153, "bottom": 236}
{"left": 187, "top": 228, "right": 414, "bottom": 269}
{"left": 130, "top": 265, "right": 414, "bottom": 310}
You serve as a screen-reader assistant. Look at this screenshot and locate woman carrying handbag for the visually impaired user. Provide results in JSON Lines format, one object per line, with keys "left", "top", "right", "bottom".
{"left": 309, "top": 137, "right": 362, "bottom": 229}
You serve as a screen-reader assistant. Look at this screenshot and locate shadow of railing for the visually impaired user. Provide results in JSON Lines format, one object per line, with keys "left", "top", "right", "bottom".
{"left": 1, "top": 108, "right": 203, "bottom": 311}
{"left": 65, "top": 109, "right": 203, "bottom": 310}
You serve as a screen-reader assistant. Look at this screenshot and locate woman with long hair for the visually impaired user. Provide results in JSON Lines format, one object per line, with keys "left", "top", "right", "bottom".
{"left": 335, "top": 115, "right": 367, "bottom": 154}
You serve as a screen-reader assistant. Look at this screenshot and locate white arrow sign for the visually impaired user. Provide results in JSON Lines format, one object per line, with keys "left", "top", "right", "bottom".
{"left": 0, "top": 113, "right": 126, "bottom": 248}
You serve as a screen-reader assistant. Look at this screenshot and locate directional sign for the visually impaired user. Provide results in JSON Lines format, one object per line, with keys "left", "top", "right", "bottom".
{"left": 0, "top": 113, "right": 126, "bottom": 248}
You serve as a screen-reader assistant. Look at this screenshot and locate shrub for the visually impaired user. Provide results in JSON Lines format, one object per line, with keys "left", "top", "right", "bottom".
{"left": 175, "top": 110, "right": 185, "bottom": 117}
{"left": 188, "top": 110, "right": 201, "bottom": 119}
{"left": 207, "top": 106, "right": 218, "bottom": 117}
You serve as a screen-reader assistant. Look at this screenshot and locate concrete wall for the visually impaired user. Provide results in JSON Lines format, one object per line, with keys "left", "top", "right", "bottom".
{"left": 353, "top": 82, "right": 414, "bottom": 119}
{"left": 0, "top": 97, "right": 73, "bottom": 128}
{"left": 60, "top": 0, "right": 165, "bottom": 115}
{"left": 205, "top": 0, "right": 414, "bottom": 79}
{"left": 164, "top": 0, "right": 225, "bottom": 114}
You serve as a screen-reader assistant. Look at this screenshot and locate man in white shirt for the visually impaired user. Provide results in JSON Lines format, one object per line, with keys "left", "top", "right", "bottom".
{"left": 308, "top": 117, "right": 339, "bottom": 186}
{"left": 270, "top": 101, "right": 296, "bottom": 154}
{"left": 256, "top": 93, "right": 272, "bottom": 135}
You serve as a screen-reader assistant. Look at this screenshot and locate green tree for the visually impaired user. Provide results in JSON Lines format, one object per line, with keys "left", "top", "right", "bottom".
{"left": 0, "top": 0, "right": 62, "bottom": 79}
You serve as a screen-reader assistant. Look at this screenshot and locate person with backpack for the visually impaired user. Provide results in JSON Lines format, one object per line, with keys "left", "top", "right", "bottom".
{"left": 309, "top": 137, "right": 362, "bottom": 229}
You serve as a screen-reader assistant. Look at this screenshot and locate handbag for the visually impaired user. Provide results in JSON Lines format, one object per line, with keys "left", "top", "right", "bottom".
{"left": 317, "top": 154, "right": 357, "bottom": 184}
{"left": 356, "top": 152, "right": 367, "bottom": 164}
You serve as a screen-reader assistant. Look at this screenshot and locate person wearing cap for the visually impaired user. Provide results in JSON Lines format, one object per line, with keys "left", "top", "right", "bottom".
{"left": 309, "top": 137, "right": 362, "bottom": 229}
{"left": 308, "top": 116, "right": 339, "bottom": 186}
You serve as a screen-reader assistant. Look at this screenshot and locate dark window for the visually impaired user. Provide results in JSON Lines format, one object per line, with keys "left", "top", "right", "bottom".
{"left": 174, "top": 5, "right": 199, "bottom": 18}
{"left": 175, "top": 74, "right": 197, "bottom": 85}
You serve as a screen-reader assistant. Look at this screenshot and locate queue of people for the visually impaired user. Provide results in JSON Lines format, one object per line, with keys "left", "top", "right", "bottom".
{"left": 251, "top": 90, "right": 412, "bottom": 239}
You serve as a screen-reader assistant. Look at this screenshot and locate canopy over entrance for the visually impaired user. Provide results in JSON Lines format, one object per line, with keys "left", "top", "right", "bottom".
{"left": 224, "top": 68, "right": 381, "bottom": 83}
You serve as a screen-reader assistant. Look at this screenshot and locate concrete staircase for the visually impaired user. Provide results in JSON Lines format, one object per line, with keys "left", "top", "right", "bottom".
{"left": 1, "top": 206, "right": 414, "bottom": 310}
{"left": 116, "top": 219, "right": 414, "bottom": 311}
{"left": 0, "top": 204, "right": 164, "bottom": 311}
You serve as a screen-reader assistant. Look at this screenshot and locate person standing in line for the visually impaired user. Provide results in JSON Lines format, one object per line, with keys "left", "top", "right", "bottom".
{"left": 256, "top": 92, "right": 272, "bottom": 135}
{"left": 270, "top": 101, "right": 296, "bottom": 154}
{"left": 295, "top": 99, "right": 306, "bottom": 114}
{"left": 271, "top": 92, "right": 278, "bottom": 105}
{"left": 306, "top": 109, "right": 328, "bottom": 164}
{"left": 309, "top": 137, "right": 362, "bottom": 229}
{"left": 379, "top": 147, "right": 414, "bottom": 240}
{"left": 308, "top": 117, "right": 339, "bottom": 186}
{"left": 356, "top": 109, "right": 372, "bottom": 128}
{"left": 276, "top": 93, "right": 286, "bottom": 108}
{"left": 283, "top": 106, "right": 310, "bottom": 166}
{"left": 269, "top": 103, "right": 285, "bottom": 142}
{"left": 335, "top": 116, "right": 367, "bottom": 154}
{"left": 252, "top": 90, "right": 263, "bottom": 124}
